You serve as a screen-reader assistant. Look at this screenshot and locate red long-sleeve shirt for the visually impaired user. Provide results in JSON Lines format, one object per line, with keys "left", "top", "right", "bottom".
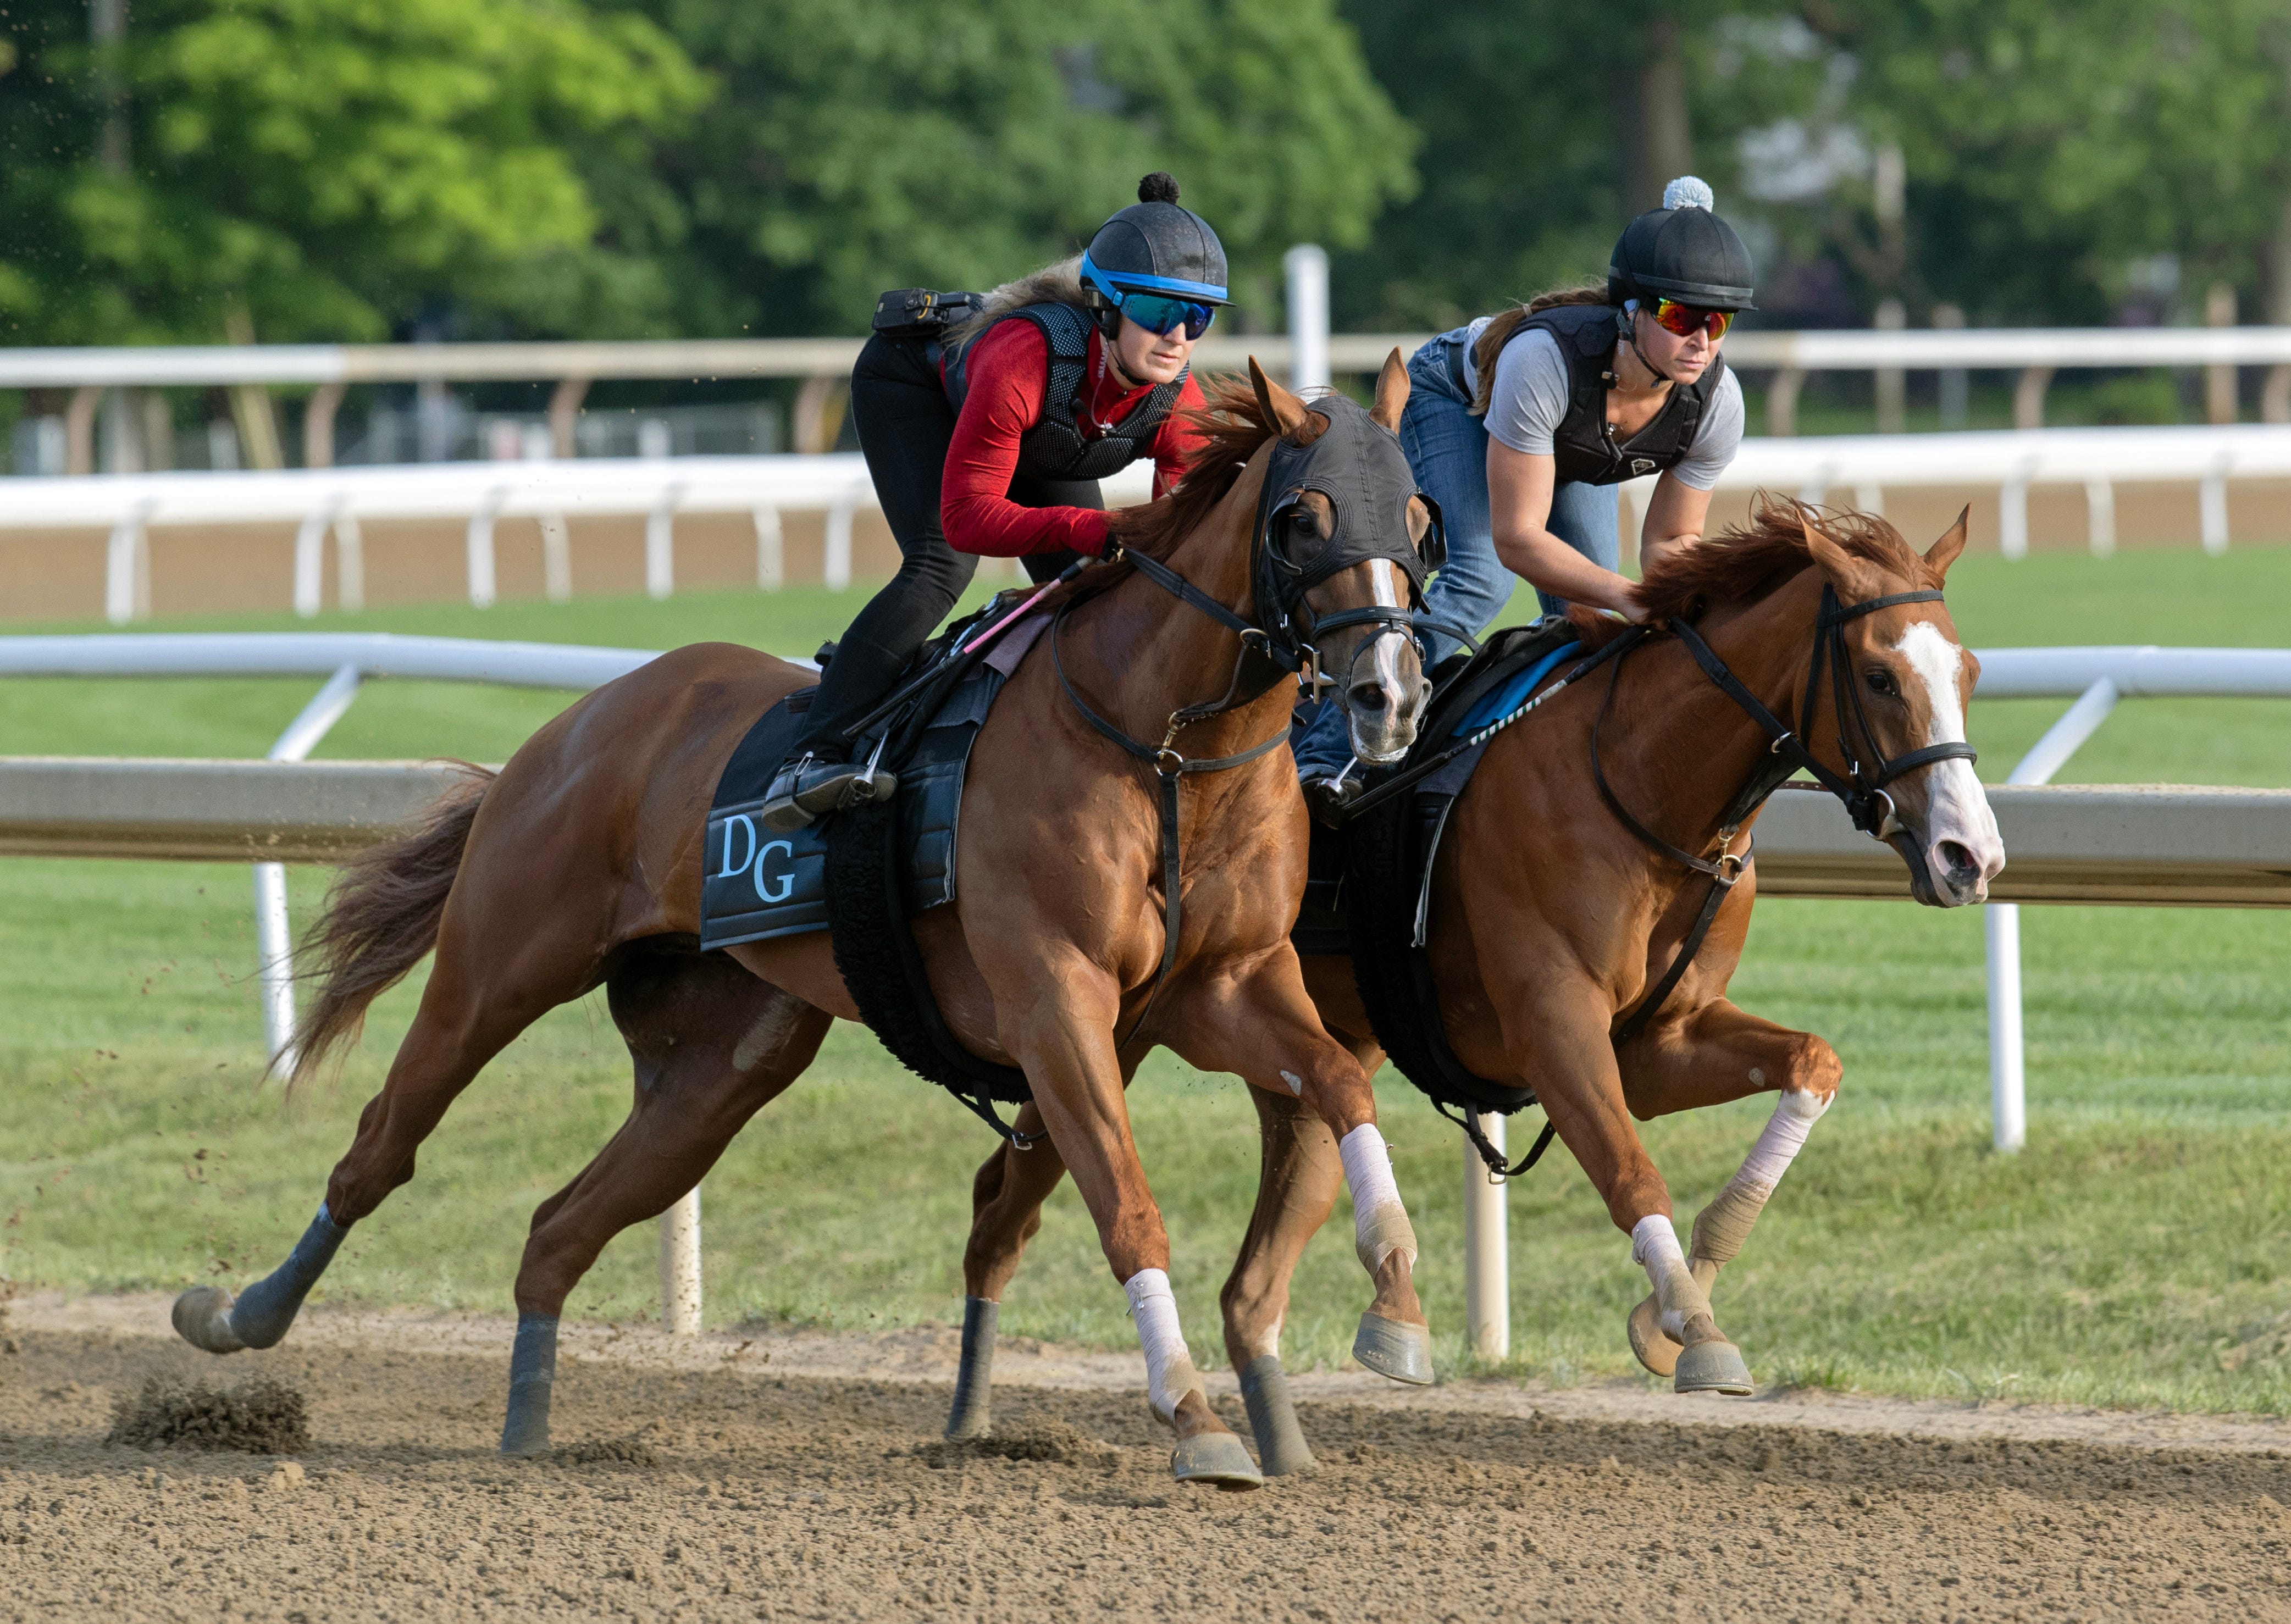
{"left": 939, "top": 318, "right": 1208, "bottom": 557}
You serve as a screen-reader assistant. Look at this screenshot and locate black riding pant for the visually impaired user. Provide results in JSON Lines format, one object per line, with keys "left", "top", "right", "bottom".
{"left": 791, "top": 333, "right": 1092, "bottom": 759}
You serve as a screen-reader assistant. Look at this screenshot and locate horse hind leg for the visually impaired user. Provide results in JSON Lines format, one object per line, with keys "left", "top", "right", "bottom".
{"left": 1218, "top": 1086, "right": 1344, "bottom": 1476}
{"left": 173, "top": 930, "right": 579, "bottom": 1356}
{"left": 1617, "top": 996, "right": 1841, "bottom": 1389}
{"left": 946, "top": 1101, "right": 1071, "bottom": 1440}
{"left": 500, "top": 954, "right": 828, "bottom": 1455}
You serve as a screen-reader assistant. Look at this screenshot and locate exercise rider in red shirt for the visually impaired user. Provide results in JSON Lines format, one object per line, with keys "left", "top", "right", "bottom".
{"left": 762, "top": 174, "right": 1230, "bottom": 830}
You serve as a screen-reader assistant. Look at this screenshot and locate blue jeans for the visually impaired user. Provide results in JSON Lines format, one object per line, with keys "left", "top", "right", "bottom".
{"left": 1294, "top": 331, "right": 1620, "bottom": 781}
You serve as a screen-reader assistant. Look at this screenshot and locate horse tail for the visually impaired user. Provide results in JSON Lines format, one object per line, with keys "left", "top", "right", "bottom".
{"left": 280, "top": 763, "right": 496, "bottom": 1093}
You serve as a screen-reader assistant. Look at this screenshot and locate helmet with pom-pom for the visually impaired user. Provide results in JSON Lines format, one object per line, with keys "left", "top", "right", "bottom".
{"left": 1608, "top": 175, "right": 1757, "bottom": 311}
{"left": 1081, "top": 173, "right": 1229, "bottom": 328}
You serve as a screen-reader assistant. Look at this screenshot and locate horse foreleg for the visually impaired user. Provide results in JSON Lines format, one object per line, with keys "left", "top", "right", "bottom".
{"left": 1000, "top": 966, "right": 1259, "bottom": 1488}
{"left": 947, "top": 1101, "right": 1067, "bottom": 1439}
{"left": 1219, "top": 1087, "right": 1343, "bottom": 1475}
{"left": 1616, "top": 996, "right": 1841, "bottom": 1378}
{"left": 1492, "top": 983, "right": 1755, "bottom": 1396}
{"left": 501, "top": 965, "right": 828, "bottom": 1455}
{"left": 1167, "top": 955, "right": 1434, "bottom": 1387}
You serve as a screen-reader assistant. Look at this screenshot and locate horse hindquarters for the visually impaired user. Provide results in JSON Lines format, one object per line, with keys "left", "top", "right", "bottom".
{"left": 501, "top": 948, "right": 829, "bottom": 1454}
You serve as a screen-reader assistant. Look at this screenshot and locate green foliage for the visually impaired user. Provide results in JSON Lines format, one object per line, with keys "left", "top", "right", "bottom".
{"left": 634, "top": 0, "right": 1415, "bottom": 333}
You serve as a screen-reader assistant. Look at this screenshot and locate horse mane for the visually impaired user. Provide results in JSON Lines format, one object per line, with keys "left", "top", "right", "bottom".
{"left": 1035, "top": 374, "right": 1304, "bottom": 614}
{"left": 1568, "top": 494, "right": 1939, "bottom": 647}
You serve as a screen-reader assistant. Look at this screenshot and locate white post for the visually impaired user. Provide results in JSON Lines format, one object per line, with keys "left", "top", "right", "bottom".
{"left": 1999, "top": 475, "right": 2030, "bottom": 561}
{"left": 754, "top": 506, "right": 784, "bottom": 590}
{"left": 466, "top": 494, "right": 502, "bottom": 609}
{"left": 2200, "top": 462, "right": 2232, "bottom": 555}
{"left": 824, "top": 492, "right": 857, "bottom": 591}
{"left": 540, "top": 516, "right": 573, "bottom": 603}
{"left": 1284, "top": 243, "right": 1330, "bottom": 393}
{"left": 334, "top": 514, "right": 364, "bottom": 614}
{"left": 2084, "top": 479, "right": 2116, "bottom": 558}
{"left": 253, "top": 662, "right": 365, "bottom": 1072}
{"left": 1462, "top": 1112, "right": 1508, "bottom": 1360}
{"left": 1983, "top": 676, "right": 2118, "bottom": 1151}
{"left": 660, "top": 1188, "right": 702, "bottom": 1335}
{"left": 291, "top": 501, "right": 335, "bottom": 619}
{"left": 253, "top": 861, "right": 299, "bottom": 1071}
{"left": 645, "top": 486, "right": 681, "bottom": 601}
{"left": 104, "top": 504, "right": 151, "bottom": 625}
{"left": 1985, "top": 903, "right": 2026, "bottom": 1152}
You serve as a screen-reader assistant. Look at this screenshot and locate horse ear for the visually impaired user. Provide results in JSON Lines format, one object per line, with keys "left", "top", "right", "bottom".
{"left": 1799, "top": 507, "right": 1888, "bottom": 602}
{"left": 1369, "top": 347, "right": 1410, "bottom": 434}
{"left": 1924, "top": 506, "right": 1970, "bottom": 579}
{"left": 1249, "top": 356, "right": 1315, "bottom": 441}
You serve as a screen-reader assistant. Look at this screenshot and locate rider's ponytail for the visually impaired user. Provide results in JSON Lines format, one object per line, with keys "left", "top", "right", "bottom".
{"left": 1467, "top": 284, "right": 1610, "bottom": 417}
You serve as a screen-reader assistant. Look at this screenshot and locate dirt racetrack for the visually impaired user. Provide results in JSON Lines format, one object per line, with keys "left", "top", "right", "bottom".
{"left": 3, "top": 1296, "right": 2288, "bottom": 1621}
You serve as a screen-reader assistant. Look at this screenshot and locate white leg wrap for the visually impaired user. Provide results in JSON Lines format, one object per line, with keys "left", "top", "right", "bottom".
{"left": 1338, "top": 1124, "right": 1416, "bottom": 1274}
{"left": 1631, "top": 1214, "right": 1710, "bottom": 1343}
{"left": 1692, "top": 1088, "right": 1832, "bottom": 1267}
{"left": 1124, "top": 1268, "right": 1204, "bottom": 1425}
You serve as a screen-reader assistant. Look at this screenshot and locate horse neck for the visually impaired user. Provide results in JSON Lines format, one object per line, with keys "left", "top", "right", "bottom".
{"left": 1612, "top": 567, "right": 1829, "bottom": 852}
{"left": 1078, "top": 456, "right": 1287, "bottom": 752}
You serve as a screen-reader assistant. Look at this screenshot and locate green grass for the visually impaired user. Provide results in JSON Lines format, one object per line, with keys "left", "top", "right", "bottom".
{"left": 0, "top": 547, "right": 2286, "bottom": 1416}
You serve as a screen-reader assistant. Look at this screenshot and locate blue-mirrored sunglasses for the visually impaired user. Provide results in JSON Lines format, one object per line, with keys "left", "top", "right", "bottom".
{"left": 1111, "top": 289, "right": 1216, "bottom": 340}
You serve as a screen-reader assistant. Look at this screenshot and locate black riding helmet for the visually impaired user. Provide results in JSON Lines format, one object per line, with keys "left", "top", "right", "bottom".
{"left": 1608, "top": 176, "right": 1758, "bottom": 311}
{"left": 1080, "top": 173, "right": 1230, "bottom": 338}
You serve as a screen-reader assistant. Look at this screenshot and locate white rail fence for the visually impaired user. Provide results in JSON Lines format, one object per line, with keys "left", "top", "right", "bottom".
{"left": 5, "top": 418, "right": 2290, "bottom": 627}
{"left": 2, "top": 635, "right": 2284, "bottom": 1350}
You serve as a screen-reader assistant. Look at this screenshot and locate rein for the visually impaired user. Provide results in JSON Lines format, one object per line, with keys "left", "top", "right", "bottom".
{"left": 1052, "top": 395, "right": 1446, "bottom": 1049}
{"left": 1602, "top": 583, "right": 1976, "bottom": 1045}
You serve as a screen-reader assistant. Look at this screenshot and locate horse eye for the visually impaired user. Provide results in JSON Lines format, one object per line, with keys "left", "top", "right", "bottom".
{"left": 1864, "top": 669, "right": 1899, "bottom": 698}
{"left": 1287, "top": 509, "right": 1318, "bottom": 537}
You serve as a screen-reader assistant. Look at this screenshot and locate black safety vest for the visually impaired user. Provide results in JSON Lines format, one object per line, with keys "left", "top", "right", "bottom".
{"left": 1491, "top": 301, "right": 1725, "bottom": 487}
{"left": 943, "top": 301, "right": 1188, "bottom": 484}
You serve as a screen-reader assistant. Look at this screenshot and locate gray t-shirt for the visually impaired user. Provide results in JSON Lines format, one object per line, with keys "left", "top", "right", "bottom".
{"left": 1460, "top": 315, "right": 1745, "bottom": 490}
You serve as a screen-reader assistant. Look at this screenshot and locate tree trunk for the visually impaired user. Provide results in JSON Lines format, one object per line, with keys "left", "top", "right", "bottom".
{"left": 1614, "top": 16, "right": 1694, "bottom": 215}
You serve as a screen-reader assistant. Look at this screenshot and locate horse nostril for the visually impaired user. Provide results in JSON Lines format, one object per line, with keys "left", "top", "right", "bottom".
{"left": 1348, "top": 681, "right": 1388, "bottom": 714}
{"left": 1938, "top": 840, "right": 1978, "bottom": 882}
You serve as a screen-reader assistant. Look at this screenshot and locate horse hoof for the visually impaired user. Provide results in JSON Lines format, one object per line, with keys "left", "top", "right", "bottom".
{"left": 1237, "top": 1354, "right": 1317, "bottom": 1477}
{"left": 1170, "top": 1432, "right": 1263, "bottom": 1490}
{"left": 1353, "top": 1312, "right": 1435, "bottom": 1385}
{"left": 171, "top": 1287, "right": 246, "bottom": 1354}
{"left": 1674, "top": 1338, "right": 1753, "bottom": 1396}
{"left": 1627, "top": 1293, "right": 1681, "bottom": 1378}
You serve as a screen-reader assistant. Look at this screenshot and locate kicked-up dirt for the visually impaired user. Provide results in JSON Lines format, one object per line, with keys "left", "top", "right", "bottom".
{"left": 2, "top": 1295, "right": 2288, "bottom": 1621}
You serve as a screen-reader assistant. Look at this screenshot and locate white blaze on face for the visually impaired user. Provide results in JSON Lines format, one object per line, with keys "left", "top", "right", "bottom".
{"left": 1893, "top": 621, "right": 2005, "bottom": 900}
{"left": 1347, "top": 560, "right": 1418, "bottom": 760}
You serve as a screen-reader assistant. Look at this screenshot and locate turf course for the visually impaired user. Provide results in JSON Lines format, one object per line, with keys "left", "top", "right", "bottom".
{"left": 1, "top": 545, "right": 2285, "bottom": 1416}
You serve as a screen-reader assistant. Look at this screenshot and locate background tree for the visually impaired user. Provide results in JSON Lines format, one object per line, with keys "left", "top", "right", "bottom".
{"left": 0, "top": 0, "right": 709, "bottom": 345}
{"left": 624, "top": 0, "right": 1416, "bottom": 335}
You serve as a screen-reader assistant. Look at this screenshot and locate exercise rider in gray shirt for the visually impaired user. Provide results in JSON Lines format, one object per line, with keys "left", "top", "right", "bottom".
{"left": 1298, "top": 176, "right": 1761, "bottom": 812}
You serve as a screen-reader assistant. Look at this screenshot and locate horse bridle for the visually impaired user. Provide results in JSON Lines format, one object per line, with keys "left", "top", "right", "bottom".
{"left": 1050, "top": 393, "right": 1449, "bottom": 1055}
{"left": 1596, "top": 583, "right": 1978, "bottom": 1046}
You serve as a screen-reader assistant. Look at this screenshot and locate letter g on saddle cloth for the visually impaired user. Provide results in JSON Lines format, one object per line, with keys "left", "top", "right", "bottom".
{"left": 1054, "top": 391, "right": 1460, "bottom": 1060}
{"left": 1332, "top": 584, "right": 1974, "bottom": 1179}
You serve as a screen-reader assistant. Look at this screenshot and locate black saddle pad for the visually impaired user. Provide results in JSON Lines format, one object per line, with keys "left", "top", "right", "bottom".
{"left": 699, "top": 662, "right": 1005, "bottom": 952}
{"left": 1296, "top": 616, "right": 1585, "bottom": 1117}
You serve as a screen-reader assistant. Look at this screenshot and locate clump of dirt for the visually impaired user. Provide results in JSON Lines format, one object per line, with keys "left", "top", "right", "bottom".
{"left": 107, "top": 1374, "right": 309, "bottom": 1454}
{"left": 554, "top": 1434, "right": 661, "bottom": 1467}
{"left": 915, "top": 1420, "right": 1119, "bottom": 1468}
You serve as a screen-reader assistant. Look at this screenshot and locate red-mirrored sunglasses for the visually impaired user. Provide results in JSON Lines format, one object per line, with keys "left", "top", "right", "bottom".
{"left": 1651, "top": 299, "right": 1735, "bottom": 340}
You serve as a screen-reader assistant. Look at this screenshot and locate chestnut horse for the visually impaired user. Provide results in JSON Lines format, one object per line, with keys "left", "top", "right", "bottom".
{"left": 171, "top": 358, "right": 1445, "bottom": 1489}
{"left": 941, "top": 501, "right": 2005, "bottom": 1471}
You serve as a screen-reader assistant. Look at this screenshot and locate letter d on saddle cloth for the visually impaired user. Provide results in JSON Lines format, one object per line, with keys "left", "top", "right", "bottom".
{"left": 1320, "top": 584, "right": 1973, "bottom": 1179}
